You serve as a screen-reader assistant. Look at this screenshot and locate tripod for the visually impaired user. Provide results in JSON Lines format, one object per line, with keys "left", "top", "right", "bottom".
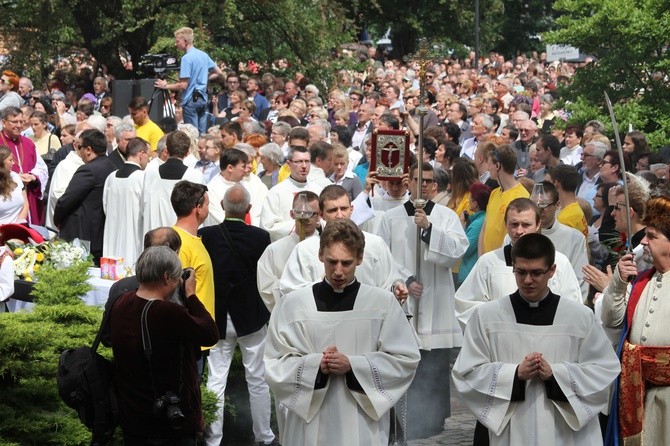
{"left": 148, "top": 72, "right": 174, "bottom": 119}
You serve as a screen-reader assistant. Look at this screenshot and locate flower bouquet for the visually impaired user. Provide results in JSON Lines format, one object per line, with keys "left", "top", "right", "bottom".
{"left": 7, "top": 239, "right": 90, "bottom": 281}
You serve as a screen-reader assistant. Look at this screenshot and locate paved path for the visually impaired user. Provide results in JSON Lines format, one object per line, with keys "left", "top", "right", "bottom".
{"left": 408, "top": 382, "right": 477, "bottom": 446}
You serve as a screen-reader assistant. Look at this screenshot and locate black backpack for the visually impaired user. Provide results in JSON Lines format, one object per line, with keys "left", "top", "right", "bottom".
{"left": 56, "top": 302, "right": 119, "bottom": 445}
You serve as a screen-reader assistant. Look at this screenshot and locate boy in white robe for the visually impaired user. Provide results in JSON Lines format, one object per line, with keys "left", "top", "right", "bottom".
{"left": 455, "top": 197, "right": 583, "bottom": 328}
{"left": 279, "top": 185, "right": 407, "bottom": 302}
{"left": 264, "top": 220, "right": 420, "bottom": 446}
{"left": 452, "top": 233, "right": 619, "bottom": 446}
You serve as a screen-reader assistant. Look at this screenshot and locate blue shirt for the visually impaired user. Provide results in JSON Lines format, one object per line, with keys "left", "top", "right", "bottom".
{"left": 180, "top": 47, "right": 216, "bottom": 104}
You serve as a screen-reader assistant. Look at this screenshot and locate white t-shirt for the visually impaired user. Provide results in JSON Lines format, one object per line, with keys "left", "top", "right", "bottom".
{"left": 0, "top": 171, "right": 25, "bottom": 224}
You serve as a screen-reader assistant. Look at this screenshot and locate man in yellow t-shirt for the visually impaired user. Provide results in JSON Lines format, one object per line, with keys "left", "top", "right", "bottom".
{"left": 548, "top": 164, "right": 588, "bottom": 239}
{"left": 480, "top": 144, "right": 530, "bottom": 254}
{"left": 170, "top": 180, "right": 216, "bottom": 352}
{"left": 129, "top": 96, "right": 164, "bottom": 152}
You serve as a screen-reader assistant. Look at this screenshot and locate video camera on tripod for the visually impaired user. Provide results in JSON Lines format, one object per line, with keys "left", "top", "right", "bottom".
{"left": 137, "top": 54, "right": 179, "bottom": 78}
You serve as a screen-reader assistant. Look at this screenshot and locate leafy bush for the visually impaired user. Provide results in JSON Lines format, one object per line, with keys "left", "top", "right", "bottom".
{"left": 0, "top": 262, "right": 219, "bottom": 445}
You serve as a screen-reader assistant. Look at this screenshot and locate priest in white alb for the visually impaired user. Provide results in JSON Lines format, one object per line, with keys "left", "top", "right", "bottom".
{"left": 102, "top": 137, "right": 149, "bottom": 265}
{"left": 453, "top": 233, "right": 619, "bottom": 446}
{"left": 142, "top": 131, "right": 204, "bottom": 235}
{"left": 264, "top": 220, "right": 420, "bottom": 446}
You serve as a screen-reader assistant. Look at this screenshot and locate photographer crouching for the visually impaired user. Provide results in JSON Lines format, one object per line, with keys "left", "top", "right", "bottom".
{"left": 110, "top": 246, "right": 218, "bottom": 445}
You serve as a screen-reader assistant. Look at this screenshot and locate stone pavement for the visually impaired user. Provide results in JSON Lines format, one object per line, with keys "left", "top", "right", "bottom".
{"left": 408, "top": 381, "right": 477, "bottom": 446}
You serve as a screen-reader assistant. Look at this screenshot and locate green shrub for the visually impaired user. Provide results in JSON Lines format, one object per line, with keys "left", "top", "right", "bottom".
{"left": 0, "top": 262, "right": 219, "bottom": 445}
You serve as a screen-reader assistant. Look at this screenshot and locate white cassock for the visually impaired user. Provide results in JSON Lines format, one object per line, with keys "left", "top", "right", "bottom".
{"left": 455, "top": 246, "right": 583, "bottom": 329}
{"left": 45, "top": 151, "right": 84, "bottom": 230}
{"left": 142, "top": 164, "right": 204, "bottom": 235}
{"left": 260, "top": 178, "right": 324, "bottom": 242}
{"left": 306, "top": 165, "right": 334, "bottom": 190}
{"left": 204, "top": 175, "right": 236, "bottom": 226}
{"left": 279, "top": 229, "right": 402, "bottom": 297}
{"left": 354, "top": 190, "right": 409, "bottom": 234}
{"left": 452, "top": 295, "right": 620, "bottom": 446}
{"left": 257, "top": 232, "right": 316, "bottom": 312}
{"left": 503, "top": 222, "right": 589, "bottom": 301}
{"left": 264, "top": 282, "right": 420, "bottom": 446}
{"left": 102, "top": 163, "right": 145, "bottom": 264}
{"left": 377, "top": 201, "right": 468, "bottom": 350}
{"left": 241, "top": 173, "right": 268, "bottom": 227}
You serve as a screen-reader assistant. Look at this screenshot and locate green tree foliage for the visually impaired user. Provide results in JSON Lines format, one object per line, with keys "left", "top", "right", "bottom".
{"left": 1, "top": 0, "right": 355, "bottom": 85}
{"left": 546, "top": 0, "right": 670, "bottom": 148}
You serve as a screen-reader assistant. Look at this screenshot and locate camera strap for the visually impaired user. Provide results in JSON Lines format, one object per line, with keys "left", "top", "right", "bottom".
{"left": 141, "top": 299, "right": 184, "bottom": 400}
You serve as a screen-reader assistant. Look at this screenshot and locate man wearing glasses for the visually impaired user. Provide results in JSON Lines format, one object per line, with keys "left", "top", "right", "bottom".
{"left": 576, "top": 141, "right": 607, "bottom": 213}
{"left": 453, "top": 232, "right": 619, "bottom": 446}
{"left": 0, "top": 106, "right": 49, "bottom": 225}
{"left": 456, "top": 198, "right": 582, "bottom": 329}
{"left": 512, "top": 119, "right": 537, "bottom": 171}
{"left": 54, "top": 129, "right": 116, "bottom": 265}
{"left": 260, "top": 146, "right": 324, "bottom": 241}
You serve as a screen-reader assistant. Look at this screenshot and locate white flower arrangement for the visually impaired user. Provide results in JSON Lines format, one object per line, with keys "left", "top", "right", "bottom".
{"left": 8, "top": 238, "right": 90, "bottom": 281}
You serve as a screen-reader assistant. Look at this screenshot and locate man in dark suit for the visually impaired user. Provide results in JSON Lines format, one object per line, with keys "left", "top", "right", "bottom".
{"left": 53, "top": 129, "right": 117, "bottom": 265}
{"left": 199, "top": 184, "right": 276, "bottom": 446}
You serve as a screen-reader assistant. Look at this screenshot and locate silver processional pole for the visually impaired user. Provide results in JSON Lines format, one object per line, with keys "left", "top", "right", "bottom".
{"left": 394, "top": 38, "right": 440, "bottom": 446}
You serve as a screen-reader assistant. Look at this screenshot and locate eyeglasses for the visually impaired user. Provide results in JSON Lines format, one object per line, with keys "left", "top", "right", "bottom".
{"left": 600, "top": 160, "right": 613, "bottom": 166}
{"left": 613, "top": 203, "right": 627, "bottom": 211}
{"left": 513, "top": 267, "right": 551, "bottom": 279}
{"left": 4, "top": 119, "right": 23, "bottom": 125}
{"left": 537, "top": 200, "right": 558, "bottom": 209}
{"left": 414, "top": 178, "right": 434, "bottom": 184}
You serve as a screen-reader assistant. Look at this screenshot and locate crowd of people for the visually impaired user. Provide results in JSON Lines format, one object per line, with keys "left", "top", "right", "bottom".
{"left": 1, "top": 26, "right": 670, "bottom": 446}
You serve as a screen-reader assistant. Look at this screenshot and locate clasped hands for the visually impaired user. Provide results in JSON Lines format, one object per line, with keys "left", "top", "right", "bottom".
{"left": 517, "top": 352, "right": 553, "bottom": 381}
{"left": 320, "top": 346, "right": 351, "bottom": 375}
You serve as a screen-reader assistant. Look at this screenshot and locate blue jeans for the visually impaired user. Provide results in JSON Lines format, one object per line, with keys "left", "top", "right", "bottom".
{"left": 182, "top": 96, "right": 208, "bottom": 134}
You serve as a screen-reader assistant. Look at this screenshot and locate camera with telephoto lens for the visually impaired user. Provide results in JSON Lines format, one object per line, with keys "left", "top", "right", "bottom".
{"left": 152, "top": 391, "right": 186, "bottom": 429}
{"left": 138, "top": 53, "right": 180, "bottom": 77}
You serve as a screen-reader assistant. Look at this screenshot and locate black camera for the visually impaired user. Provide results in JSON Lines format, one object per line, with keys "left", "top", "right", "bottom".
{"left": 178, "top": 268, "right": 193, "bottom": 303}
{"left": 138, "top": 53, "right": 180, "bottom": 76}
{"left": 152, "top": 391, "right": 186, "bottom": 429}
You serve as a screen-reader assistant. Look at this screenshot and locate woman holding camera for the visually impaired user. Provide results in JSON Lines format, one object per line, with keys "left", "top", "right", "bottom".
{"left": 111, "top": 246, "right": 218, "bottom": 446}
